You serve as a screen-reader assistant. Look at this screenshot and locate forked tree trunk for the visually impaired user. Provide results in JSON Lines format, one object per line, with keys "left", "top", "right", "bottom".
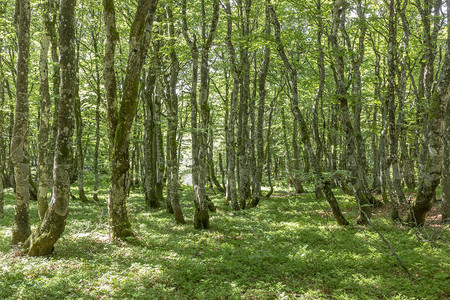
{"left": 24, "top": 0, "right": 76, "bottom": 255}
{"left": 103, "top": 0, "right": 157, "bottom": 239}
{"left": 11, "top": 0, "right": 31, "bottom": 245}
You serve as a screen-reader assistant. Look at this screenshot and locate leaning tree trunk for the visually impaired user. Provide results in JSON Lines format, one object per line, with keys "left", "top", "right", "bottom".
{"left": 11, "top": 0, "right": 31, "bottom": 245}
{"left": 23, "top": 0, "right": 76, "bottom": 255}
{"left": 104, "top": 0, "right": 157, "bottom": 239}
{"left": 408, "top": 0, "right": 450, "bottom": 226}
{"left": 271, "top": 4, "right": 349, "bottom": 226}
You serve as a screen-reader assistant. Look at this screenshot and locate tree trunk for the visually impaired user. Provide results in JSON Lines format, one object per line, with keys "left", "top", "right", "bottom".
{"left": 143, "top": 44, "right": 160, "bottom": 209}
{"left": 408, "top": 3, "right": 450, "bottom": 225}
{"left": 250, "top": 1, "right": 270, "bottom": 207}
{"left": 24, "top": 0, "right": 76, "bottom": 255}
{"left": 166, "top": 6, "right": 185, "bottom": 224}
{"left": 0, "top": 40, "right": 4, "bottom": 218}
{"left": 11, "top": 0, "right": 31, "bottom": 245}
{"left": 237, "top": 1, "right": 252, "bottom": 209}
{"left": 92, "top": 30, "right": 101, "bottom": 203}
{"left": 74, "top": 41, "right": 88, "bottom": 203}
{"left": 271, "top": 4, "right": 349, "bottom": 226}
{"left": 330, "top": 0, "right": 373, "bottom": 224}
{"left": 37, "top": 0, "right": 53, "bottom": 220}
{"left": 224, "top": 1, "right": 240, "bottom": 211}
{"left": 442, "top": 97, "right": 450, "bottom": 223}
{"left": 104, "top": 0, "right": 158, "bottom": 239}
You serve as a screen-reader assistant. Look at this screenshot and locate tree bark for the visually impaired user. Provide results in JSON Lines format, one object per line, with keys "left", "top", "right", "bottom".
{"left": 24, "top": 0, "right": 76, "bottom": 255}
{"left": 37, "top": 0, "right": 53, "bottom": 220}
{"left": 103, "top": 0, "right": 158, "bottom": 239}
{"left": 11, "top": 0, "right": 31, "bottom": 245}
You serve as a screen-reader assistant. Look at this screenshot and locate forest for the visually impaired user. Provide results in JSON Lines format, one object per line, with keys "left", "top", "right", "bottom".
{"left": 0, "top": 0, "right": 449, "bottom": 298}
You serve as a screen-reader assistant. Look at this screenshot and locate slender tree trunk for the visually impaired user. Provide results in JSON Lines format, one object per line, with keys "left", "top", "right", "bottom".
{"left": 224, "top": 1, "right": 240, "bottom": 211}
{"left": 0, "top": 40, "right": 4, "bottom": 217}
{"left": 37, "top": 0, "right": 53, "bottom": 220}
{"left": 281, "top": 108, "right": 294, "bottom": 188}
{"left": 330, "top": 0, "right": 372, "bottom": 223}
{"left": 166, "top": 6, "right": 185, "bottom": 224}
{"left": 387, "top": 0, "right": 404, "bottom": 219}
{"left": 93, "top": 31, "right": 101, "bottom": 203}
{"left": 11, "top": 0, "right": 31, "bottom": 245}
{"left": 24, "top": 0, "right": 76, "bottom": 255}
{"left": 208, "top": 127, "right": 224, "bottom": 193}
{"left": 74, "top": 41, "right": 88, "bottom": 203}
{"left": 250, "top": 3, "right": 270, "bottom": 207}
{"left": 271, "top": 4, "right": 348, "bottom": 226}
{"left": 237, "top": 0, "right": 252, "bottom": 209}
{"left": 143, "top": 45, "right": 160, "bottom": 209}
{"left": 442, "top": 97, "right": 450, "bottom": 223}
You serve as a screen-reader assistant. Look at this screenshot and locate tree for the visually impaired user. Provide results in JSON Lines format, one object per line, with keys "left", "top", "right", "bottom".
{"left": 270, "top": 2, "right": 349, "bottom": 226}
{"left": 11, "top": 0, "right": 32, "bottom": 245}
{"left": 103, "top": 0, "right": 158, "bottom": 239}
{"left": 23, "top": 0, "right": 76, "bottom": 255}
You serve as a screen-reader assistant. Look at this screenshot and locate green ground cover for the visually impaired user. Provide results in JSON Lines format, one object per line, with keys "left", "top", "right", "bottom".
{"left": 0, "top": 183, "right": 448, "bottom": 299}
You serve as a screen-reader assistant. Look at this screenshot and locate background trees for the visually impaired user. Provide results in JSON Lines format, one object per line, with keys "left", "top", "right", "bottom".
{"left": 0, "top": 0, "right": 448, "bottom": 257}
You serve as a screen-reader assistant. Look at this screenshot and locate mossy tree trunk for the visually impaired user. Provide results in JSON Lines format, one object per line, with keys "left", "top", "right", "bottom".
{"left": 37, "top": 0, "right": 54, "bottom": 220}
{"left": 103, "top": 0, "right": 158, "bottom": 239}
{"left": 11, "top": 0, "right": 31, "bottom": 245}
{"left": 408, "top": 4, "right": 450, "bottom": 225}
{"left": 23, "top": 0, "right": 76, "bottom": 256}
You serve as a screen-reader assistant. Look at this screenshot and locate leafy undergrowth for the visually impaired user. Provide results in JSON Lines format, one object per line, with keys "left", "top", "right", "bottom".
{"left": 0, "top": 185, "right": 448, "bottom": 299}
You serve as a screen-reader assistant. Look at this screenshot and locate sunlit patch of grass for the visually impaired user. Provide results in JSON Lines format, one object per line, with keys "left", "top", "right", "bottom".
{"left": 0, "top": 178, "right": 448, "bottom": 299}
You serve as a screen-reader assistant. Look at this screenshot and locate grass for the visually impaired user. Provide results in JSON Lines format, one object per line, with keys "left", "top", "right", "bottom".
{"left": 0, "top": 181, "right": 448, "bottom": 299}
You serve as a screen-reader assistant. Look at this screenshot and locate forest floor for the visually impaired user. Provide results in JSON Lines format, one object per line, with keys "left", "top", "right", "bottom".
{"left": 0, "top": 181, "right": 448, "bottom": 299}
